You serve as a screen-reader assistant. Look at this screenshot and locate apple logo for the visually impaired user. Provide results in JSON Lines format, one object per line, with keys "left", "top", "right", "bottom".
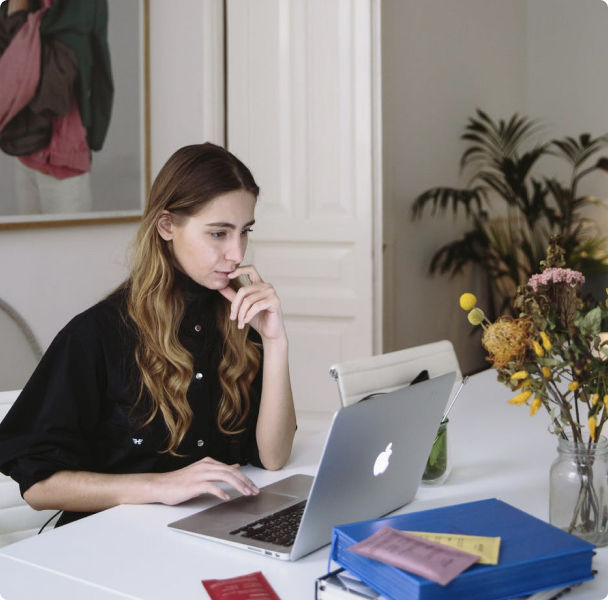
{"left": 373, "top": 442, "right": 393, "bottom": 476}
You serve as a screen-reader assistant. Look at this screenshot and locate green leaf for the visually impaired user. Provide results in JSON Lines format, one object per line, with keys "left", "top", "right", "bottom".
{"left": 538, "top": 357, "right": 563, "bottom": 367}
{"left": 580, "top": 307, "right": 603, "bottom": 335}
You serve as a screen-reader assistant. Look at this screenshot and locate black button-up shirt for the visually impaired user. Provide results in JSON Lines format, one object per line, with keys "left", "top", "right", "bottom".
{"left": 0, "top": 273, "right": 264, "bottom": 525}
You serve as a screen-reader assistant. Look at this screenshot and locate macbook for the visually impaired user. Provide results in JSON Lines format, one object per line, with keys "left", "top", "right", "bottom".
{"left": 168, "top": 371, "right": 456, "bottom": 560}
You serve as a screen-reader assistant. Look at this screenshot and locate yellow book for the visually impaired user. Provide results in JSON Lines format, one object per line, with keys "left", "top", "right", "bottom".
{"left": 404, "top": 531, "right": 501, "bottom": 565}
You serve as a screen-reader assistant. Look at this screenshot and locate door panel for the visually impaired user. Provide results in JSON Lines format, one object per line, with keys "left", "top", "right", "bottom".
{"left": 228, "top": 0, "right": 378, "bottom": 411}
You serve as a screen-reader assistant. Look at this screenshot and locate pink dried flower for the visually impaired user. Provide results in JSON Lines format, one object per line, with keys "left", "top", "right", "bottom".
{"left": 528, "top": 268, "right": 585, "bottom": 292}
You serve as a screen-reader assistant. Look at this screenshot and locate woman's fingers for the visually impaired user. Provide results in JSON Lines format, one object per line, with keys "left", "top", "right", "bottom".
{"left": 223, "top": 264, "right": 285, "bottom": 339}
{"left": 228, "top": 264, "right": 263, "bottom": 284}
{"left": 194, "top": 457, "right": 260, "bottom": 495}
{"left": 232, "top": 286, "right": 278, "bottom": 328}
{"left": 157, "top": 458, "right": 259, "bottom": 505}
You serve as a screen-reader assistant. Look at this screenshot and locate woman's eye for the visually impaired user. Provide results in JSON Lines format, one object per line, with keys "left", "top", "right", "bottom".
{"left": 241, "top": 228, "right": 253, "bottom": 236}
{"left": 210, "top": 231, "right": 226, "bottom": 239}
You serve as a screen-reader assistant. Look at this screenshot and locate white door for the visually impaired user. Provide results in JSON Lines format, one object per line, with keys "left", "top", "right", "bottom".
{"left": 227, "top": 0, "right": 381, "bottom": 411}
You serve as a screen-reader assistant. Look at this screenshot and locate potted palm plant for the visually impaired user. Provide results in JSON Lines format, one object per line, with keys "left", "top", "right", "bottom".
{"left": 412, "top": 109, "right": 608, "bottom": 318}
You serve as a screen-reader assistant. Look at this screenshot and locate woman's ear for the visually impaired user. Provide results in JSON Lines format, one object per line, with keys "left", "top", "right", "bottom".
{"left": 156, "top": 211, "right": 174, "bottom": 241}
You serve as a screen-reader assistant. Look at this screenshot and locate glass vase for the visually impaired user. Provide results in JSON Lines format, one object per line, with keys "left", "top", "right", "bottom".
{"left": 549, "top": 436, "right": 608, "bottom": 547}
{"left": 422, "top": 418, "right": 451, "bottom": 486}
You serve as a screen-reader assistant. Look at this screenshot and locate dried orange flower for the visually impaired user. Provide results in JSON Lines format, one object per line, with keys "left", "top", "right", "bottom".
{"left": 481, "top": 317, "right": 532, "bottom": 368}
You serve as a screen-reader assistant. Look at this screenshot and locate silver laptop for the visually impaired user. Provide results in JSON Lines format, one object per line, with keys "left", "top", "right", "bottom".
{"left": 168, "top": 371, "right": 456, "bottom": 561}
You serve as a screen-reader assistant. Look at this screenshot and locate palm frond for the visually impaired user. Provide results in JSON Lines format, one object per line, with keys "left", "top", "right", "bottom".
{"left": 460, "top": 110, "right": 544, "bottom": 172}
{"left": 411, "top": 186, "right": 488, "bottom": 220}
{"left": 468, "top": 172, "right": 506, "bottom": 200}
{"left": 550, "top": 133, "right": 608, "bottom": 169}
{"left": 411, "top": 110, "right": 608, "bottom": 316}
{"left": 429, "top": 226, "right": 490, "bottom": 277}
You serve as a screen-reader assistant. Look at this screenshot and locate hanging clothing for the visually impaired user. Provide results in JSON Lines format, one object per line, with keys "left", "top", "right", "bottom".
{"left": 40, "top": 0, "right": 114, "bottom": 152}
{"left": 0, "top": 0, "right": 52, "bottom": 133}
{"left": 0, "top": 0, "right": 114, "bottom": 173}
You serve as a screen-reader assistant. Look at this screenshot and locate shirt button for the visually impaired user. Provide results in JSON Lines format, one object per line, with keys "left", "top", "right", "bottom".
{"left": 195, "top": 372, "right": 203, "bottom": 380}
{"left": 194, "top": 324, "right": 202, "bottom": 332}
{"left": 197, "top": 439, "right": 204, "bottom": 447}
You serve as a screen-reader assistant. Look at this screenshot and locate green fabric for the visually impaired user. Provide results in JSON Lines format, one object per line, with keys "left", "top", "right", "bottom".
{"left": 40, "top": 0, "right": 113, "bottom": 151}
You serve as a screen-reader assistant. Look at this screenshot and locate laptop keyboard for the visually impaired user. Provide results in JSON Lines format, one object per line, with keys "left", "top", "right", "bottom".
{"left": 229, "top": 500, "right": 307, "bottom": 547}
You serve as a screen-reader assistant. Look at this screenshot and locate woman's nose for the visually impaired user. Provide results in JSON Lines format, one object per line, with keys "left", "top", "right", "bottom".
{"left": 225, "top": 235, "right": 245, "bottom": 264}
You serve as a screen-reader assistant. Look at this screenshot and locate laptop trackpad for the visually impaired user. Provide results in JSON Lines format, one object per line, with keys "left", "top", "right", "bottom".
{"left": 221, "top": 491, "right": 298, "bottom": 516}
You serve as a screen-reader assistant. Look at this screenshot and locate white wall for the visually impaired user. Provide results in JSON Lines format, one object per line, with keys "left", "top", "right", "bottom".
{"left": 527, "top": 0, "right": 608, "bottom": 205}
{"left": 382, "top": 0, "right": 528, "bottom": 374}
{"left": 0, "top": 224, "right": 135, "bottom": 350}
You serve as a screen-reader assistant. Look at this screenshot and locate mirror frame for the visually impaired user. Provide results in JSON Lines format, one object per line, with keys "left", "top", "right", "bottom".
{"left": 0, "top": 0, "right": 150, "bottom": 231}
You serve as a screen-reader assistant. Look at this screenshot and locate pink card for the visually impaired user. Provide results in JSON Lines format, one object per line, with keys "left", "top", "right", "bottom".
{"left": 202, "top": 571, "right": 282, "bottom": 600}
{"left": 349, "top": 526, "right": 480, "bottom": 586}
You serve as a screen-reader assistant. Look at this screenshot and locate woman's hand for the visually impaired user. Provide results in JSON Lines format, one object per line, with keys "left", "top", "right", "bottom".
{"left": 218, "top": 265, "right": 287, "bottom": 342}
{"left": 151, "top": 457, "right": 260, "bottom": 505}
{"left": 23, "top": 458, "right": 260, "bottom": 513}
{"left": 218, "top": 265, "right": 296, "bottom": 471}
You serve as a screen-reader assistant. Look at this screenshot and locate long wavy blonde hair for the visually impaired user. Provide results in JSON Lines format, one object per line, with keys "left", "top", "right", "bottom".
{"left": 121, "top": 143, "right": 261, "bottom": 455}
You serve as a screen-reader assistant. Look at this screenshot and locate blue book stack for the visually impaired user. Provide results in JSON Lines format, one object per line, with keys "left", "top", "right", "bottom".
{"left": 330, "top": 498, "right": 595, "bottom": 600}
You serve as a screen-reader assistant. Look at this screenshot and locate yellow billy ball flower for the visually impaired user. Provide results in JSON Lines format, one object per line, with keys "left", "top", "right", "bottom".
{"left": 509, "top": 389, "right": 532, "bottom": 405}
{"left": 604, "top": 395, "right": 608, "bottom": 411}
{"left": 589, "top": 416, "right": 597, "bottom": 441}
{"left": 593, "top": 394, "right": 600, "bottom": 406}
{"left": 530, "top": 397, "right": 542, "bottom": 416}
{"left": 533, "top": 341, "right": 545, "bottom": 357}
{"left": 542, "top": 366, "right": 552, "bottom": 379}
{"left": 511, "top": 370, "right": 529, "bottom": 380}
{"left": 568, "top": 381, "right": 580, "bottom": 392}
{"left": 467, "top": 308, "right": 485, "bottom": 326}
{"left": 459, "top": 293, "right": 477, "bottom": 311}
{"left": 540, "top": 331, "right": 552, "bottom": 350}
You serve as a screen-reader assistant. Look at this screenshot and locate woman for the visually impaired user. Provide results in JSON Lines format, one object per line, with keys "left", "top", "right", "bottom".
{"left": 0, "top": 143, "right": 296, "bottom": 526}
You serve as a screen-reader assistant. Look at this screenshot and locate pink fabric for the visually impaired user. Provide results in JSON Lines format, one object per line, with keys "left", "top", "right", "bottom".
{"left": 19, "top": 96, "right": 91, "bottom": 179}
{"left": 0, "top": 0, "right": 53, "bottom": 131}
{"left": 2, "top": 0, "right": 89, "bottom": 179}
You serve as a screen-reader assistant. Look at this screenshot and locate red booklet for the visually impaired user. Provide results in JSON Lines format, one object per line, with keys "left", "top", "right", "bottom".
{"left": 202, "top": 571, "right": 282, "bottom": 600}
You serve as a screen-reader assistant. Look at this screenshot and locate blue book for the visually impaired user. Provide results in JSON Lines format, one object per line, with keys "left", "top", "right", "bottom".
{"left": 330, "top": 498, "right": 595, "bottom": 600}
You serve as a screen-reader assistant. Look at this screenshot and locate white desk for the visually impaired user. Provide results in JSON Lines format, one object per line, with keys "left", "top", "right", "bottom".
{"left": 1, "top": 370, "right": 607, "bottom": 599}
{"left": 0, "top": 554, "right": 139, "bottom": 599}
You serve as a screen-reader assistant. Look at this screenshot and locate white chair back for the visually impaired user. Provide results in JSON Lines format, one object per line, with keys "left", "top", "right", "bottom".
{"left": 0, "top": 390, "right": 57, "bottom": 548}
{"left": 329, "top": 340, "right": 462, "bottom": 407}
{"left": 0, "top": 298, "right": 42, "bottom": 391}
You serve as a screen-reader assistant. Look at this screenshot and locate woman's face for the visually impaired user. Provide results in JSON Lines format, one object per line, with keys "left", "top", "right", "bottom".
{"left": 157, "top": 189, "right": 256, "bottom": 289}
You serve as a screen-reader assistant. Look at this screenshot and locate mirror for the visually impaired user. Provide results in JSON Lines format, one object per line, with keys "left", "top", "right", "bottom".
{"left": 0, "top": 0, "right": 149, "bottom": 230}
